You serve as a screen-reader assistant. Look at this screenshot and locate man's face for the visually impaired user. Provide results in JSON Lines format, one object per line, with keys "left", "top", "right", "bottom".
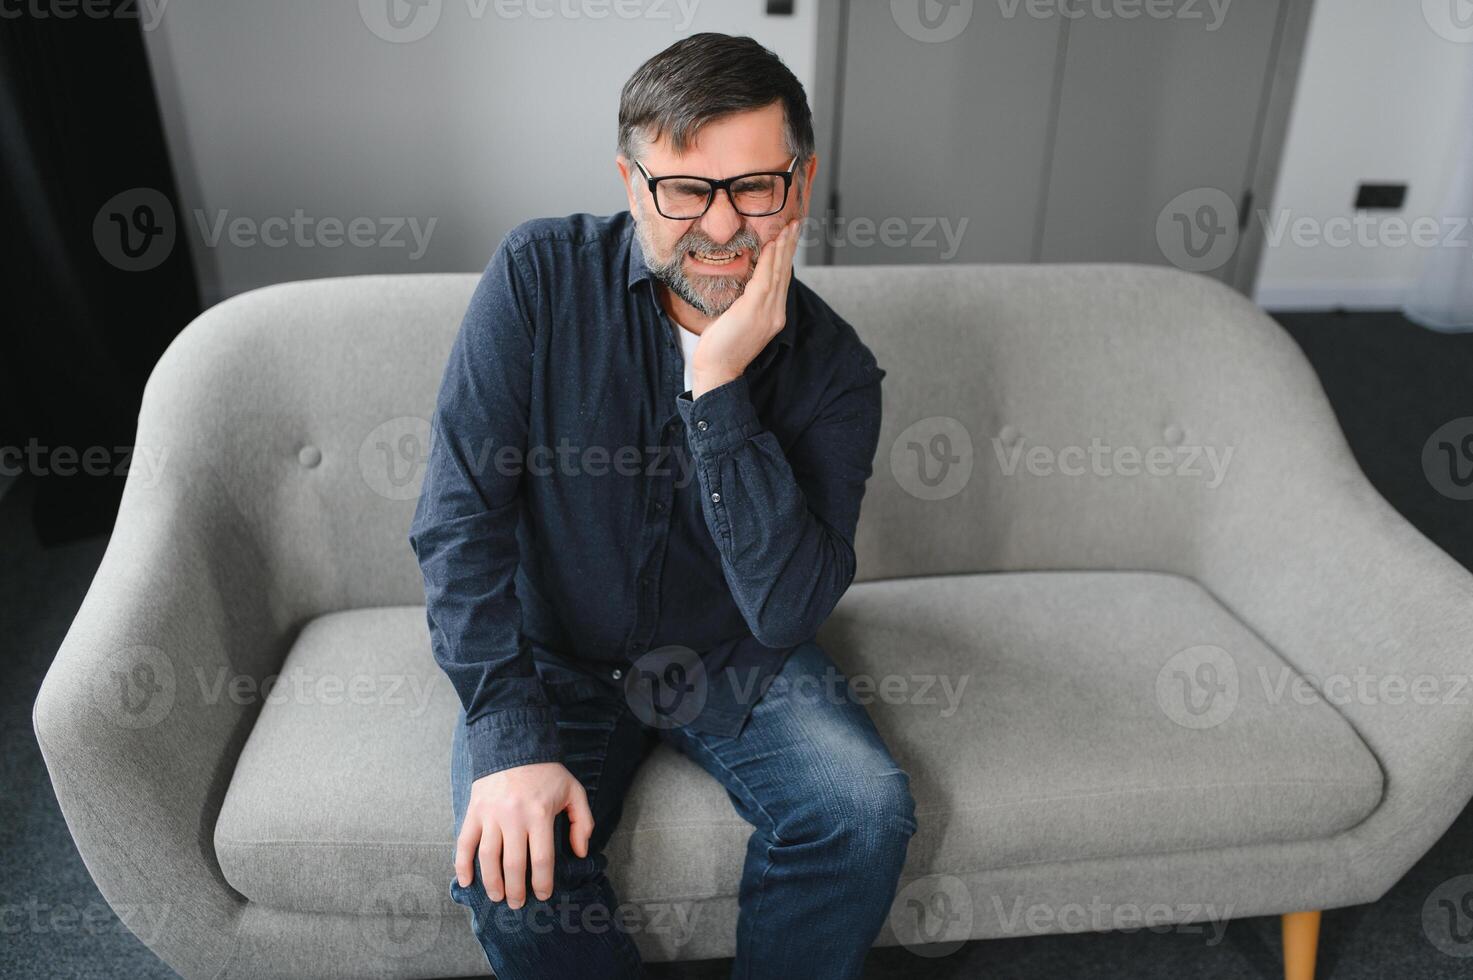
{"left": 619, "top": 101, "right": 816, "bottom": 319}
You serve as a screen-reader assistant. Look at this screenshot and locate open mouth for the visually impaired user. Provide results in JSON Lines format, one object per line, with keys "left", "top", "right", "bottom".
{"left": 686, "top": 247, "right": 746, "bottom": 271}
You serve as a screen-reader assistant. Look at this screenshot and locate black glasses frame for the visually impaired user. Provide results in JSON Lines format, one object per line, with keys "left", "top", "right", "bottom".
{"left": 635, "top": 156, "right": 799, "bottom": 220}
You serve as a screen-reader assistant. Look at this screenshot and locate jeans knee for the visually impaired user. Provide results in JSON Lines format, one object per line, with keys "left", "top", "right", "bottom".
{"left": 866, "top": 772, "right": 913, "bottom": 831}
{"left": 782, "top": 770, "right": 916, "bottom": 877}
{"left": 456, "top": 868, "right": 613, "bottom": 945}
{"left": 452, "top": 853, "right": 607, "bottom": 929}
{"left": 853, "top": 771, "right": 918, "bottom": 859}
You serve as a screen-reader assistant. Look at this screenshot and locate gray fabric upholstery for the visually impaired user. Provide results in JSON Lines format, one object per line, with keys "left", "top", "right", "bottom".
{"left": 33, "top": 265, "right": 1473, "bottom": 979}
{"left": 214, "top": 574, "right": 1383, "bottom": 918}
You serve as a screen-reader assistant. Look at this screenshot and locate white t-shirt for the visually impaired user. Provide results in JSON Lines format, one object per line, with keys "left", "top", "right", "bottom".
{"left": 671, "top": 317, "right": 702, "bottom": 395}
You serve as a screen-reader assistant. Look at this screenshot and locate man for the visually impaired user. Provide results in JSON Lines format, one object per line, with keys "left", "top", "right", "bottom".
{"left": 409, "top": 32, "right": 916, "bottom": 980}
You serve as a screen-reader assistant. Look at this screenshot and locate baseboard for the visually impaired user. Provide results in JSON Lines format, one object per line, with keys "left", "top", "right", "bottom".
{"left": 1254, "top": 279, "right": 1408, "bottom": 312}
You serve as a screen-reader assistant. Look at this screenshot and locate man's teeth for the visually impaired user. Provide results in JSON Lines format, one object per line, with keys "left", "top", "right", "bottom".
{"left": 692, "top": 249, "right": 740, "bottom": 261}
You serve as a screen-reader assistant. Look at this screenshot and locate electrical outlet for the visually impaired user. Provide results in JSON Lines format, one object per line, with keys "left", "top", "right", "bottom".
{"left": 1354, "top": 183, "right": 1407, "bottom": 210}
{"left": 766, "top": 0, "right": 795, "bottom": 14}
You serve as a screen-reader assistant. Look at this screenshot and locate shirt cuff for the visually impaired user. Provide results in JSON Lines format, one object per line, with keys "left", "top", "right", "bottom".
{"left": 677, "top": 374, "right": 764, "bottom": 456}
{"left": 465, "top": 705, "right": 564, "bottom": 780}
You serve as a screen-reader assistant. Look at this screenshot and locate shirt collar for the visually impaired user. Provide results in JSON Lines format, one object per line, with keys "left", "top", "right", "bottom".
{"left": 625, "top": 212, "right": 799, "bottom": 363}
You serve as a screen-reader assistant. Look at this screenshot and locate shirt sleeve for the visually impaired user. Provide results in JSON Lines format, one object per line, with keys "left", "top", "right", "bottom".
{"left": 675, "top": 343, "right": 885, "bottom": 649}
{"left": 408, "top": 237, "right": 563, "bottom": 781}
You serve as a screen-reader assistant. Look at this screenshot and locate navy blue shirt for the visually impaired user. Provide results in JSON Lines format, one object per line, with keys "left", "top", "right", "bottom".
{"left": 409, "top": 211, "right": 885, "bottom": 781}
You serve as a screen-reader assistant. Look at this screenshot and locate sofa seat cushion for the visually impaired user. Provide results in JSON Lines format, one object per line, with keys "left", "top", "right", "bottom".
{"left": 214, "top": 571, "right": 1383, "bottom": 915}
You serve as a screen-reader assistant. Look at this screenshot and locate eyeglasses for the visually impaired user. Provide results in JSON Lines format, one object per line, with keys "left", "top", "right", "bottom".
{"left": 635, "top": 156, "right": 799, "bottom": 220}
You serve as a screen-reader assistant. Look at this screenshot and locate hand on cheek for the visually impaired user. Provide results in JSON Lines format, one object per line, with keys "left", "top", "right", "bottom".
{"left": 690, "top": 218, "right": 801, "bottom": 398}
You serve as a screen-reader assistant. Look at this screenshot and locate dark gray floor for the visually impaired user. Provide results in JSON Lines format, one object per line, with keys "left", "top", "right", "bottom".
{"left": 4, "top": 310, "right": 1471, "bottom": 979}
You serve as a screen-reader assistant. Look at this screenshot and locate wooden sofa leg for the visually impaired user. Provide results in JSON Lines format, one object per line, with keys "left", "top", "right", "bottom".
{"left": 1282, "top": 910, "right": 1321, "bottom": 980}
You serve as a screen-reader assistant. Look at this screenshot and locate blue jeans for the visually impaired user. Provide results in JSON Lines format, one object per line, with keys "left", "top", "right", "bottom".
{"left": 448, "top": 641, "right": 918, "bottom": 979}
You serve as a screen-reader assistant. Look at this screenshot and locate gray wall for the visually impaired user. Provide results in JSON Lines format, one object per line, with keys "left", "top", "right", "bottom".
{"left": 141, "top": 1, "right": 817, "bottom": 304}
{"left": 1253, "top": 0, "right": 1473, "bottom": 310}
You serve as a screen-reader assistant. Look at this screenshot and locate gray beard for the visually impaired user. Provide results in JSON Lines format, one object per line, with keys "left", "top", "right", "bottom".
{"left": 632, "top": 204, "right": 761, "bottom": 318}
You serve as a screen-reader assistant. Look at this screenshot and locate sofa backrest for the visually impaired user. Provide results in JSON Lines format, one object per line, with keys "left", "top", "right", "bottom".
{"left": 800, "top": 262, "right": 1327, "bottom": 585}
{"left": 131, "top": 263, "right": 1332, "bottom": 618}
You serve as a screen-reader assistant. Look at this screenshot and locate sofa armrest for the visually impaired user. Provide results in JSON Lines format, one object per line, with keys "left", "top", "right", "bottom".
{"left": 32, "top": 421, "right": 292, "bottom": 979}
{"left": 1197, "top": 344, "right": 1473, "bottom": 901}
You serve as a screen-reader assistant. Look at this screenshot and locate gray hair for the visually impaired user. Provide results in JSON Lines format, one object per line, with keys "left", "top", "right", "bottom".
{"left": 617, "top": 33, "right": 815, "bottom": 170}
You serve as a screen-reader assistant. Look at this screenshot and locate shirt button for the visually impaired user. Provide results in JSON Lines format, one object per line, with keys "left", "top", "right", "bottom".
{"left": 611, "top": 668, "right": 623, "bottom": 681}
{"left": 710, "top": 492, "right": 721, "bottom": 503}
{"left": 696, "top": 420, "right": 709, "bottom": 431}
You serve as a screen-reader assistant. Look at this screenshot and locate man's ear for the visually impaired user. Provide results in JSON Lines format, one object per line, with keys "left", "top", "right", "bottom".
{"left": 616, "top": 155, "right": 639, "bottom": 215}
{"left": 799, "top": 153, "right": 819, "bottom": 220}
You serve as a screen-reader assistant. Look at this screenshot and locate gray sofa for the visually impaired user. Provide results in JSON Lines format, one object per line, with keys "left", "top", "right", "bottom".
{"left": 33, "top": 264, "right": 1473, "bottom": 979}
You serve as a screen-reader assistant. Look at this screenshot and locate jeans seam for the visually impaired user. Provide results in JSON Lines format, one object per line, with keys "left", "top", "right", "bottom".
{"left": 453, "top": 699, "right": 645, "bottom": 978}
{"left": 579, "top": 699, "right": 629, "bottom": 817}
{"left": 670, "top": 731, "right": 785, "bottom": 980}
{"left": 562, "top": 699, "right": 643, "bottom": 975}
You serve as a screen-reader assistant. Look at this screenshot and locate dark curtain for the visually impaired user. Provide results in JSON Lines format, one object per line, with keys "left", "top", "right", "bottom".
{"left": 0, "top": 3, "right": 201, "bottom": 544}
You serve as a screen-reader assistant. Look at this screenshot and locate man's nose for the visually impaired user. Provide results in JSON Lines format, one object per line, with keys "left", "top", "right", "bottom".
{"left": 695, "top": 192, "right": 744, "bottom": 246}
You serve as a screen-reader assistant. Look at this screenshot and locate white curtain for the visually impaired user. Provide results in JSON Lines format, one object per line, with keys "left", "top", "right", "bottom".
{"left": 1406, "top": 57, "right": 1473, "bottom": 332}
